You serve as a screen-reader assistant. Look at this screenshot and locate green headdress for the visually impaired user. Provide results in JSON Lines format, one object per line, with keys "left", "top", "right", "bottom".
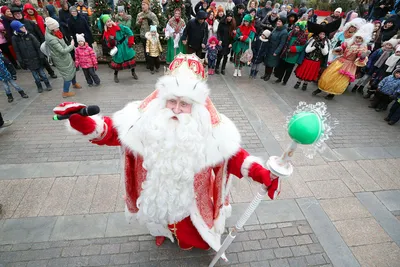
{"left": 97, "top": 14, "right": 112, "bottom": 33}
{"left": 295, "top": 21, "right": 307, "bottom": 31}
{"left": 243, "top": 14, "right": 253, "bottom": 22}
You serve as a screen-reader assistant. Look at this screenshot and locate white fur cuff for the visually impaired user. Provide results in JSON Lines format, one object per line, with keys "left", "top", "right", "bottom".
{"left": 240, "top": 156, "right": 264, "bottom": 177}
{"left": 65, "top": 114, "right": 105, "bottom": 140}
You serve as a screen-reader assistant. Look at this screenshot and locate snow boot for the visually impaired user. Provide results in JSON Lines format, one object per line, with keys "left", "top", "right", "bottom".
{"left": 7, "top": 93, "right": 13, "bottom": 103}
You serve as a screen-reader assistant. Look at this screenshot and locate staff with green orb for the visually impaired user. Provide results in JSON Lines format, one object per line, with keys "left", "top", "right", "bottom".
{"left": 209, "top": 102, "right": 336, "bottom": 266}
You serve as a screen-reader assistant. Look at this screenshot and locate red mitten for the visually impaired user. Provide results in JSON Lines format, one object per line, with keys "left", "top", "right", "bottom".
{"left": 248, "top": 163, "right": 272, "bottom": 187}
{"left": 267, "top": 177, "right": 281, "bottom": 200}
{"left": 128, "top": 36, "right": 134, "bottom": 48}
{"left": 69, "top": 114, "right": 97, "bottom": 135}
{"left": 53, "top": 102, "right": 86, "bottom": 116}
{"left": 289, "top": 46, "right": 297, "bottom": 52}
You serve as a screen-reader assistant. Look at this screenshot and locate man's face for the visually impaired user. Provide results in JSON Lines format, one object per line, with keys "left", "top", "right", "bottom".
{"left": 385, "top": 22, "right": 393, "bottom": 28}
{"left": 62, "top": 3, "right": 69, "bottom": 10}
{"left": 78, "top": 1, "right": 83, "bottom": 6}
{"left": 13, "top": 12, "right": 23, "bottom": 20}
{"left": 71, "top": 10, "right": 77, "bottom": 16}
{"left": 271, "top": 12, "right": 277, "bottom": 18}
{"left": 198, "top": 18, "right": 205, "bottom": 24}
{"left": 166, "top": 98, "right": 192, "bottom": 116}
{"left": 15, "top": 0, "right": 21, "bottom": 5}
{"left": 238, "top": 8, "right": 244, "bottom": 14}
{"left": 142, "top": 3, "right": 149, "bottom": 11}
{"left": 26, "top": 9, "right": 34, "bottom": 15}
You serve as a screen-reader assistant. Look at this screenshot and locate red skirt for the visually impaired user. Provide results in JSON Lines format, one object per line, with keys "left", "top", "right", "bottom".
{"left": 168, "top": 216, "right": 210, "bottom": 250}
{"left": 110, "top": 58, "right": 136, "bottom": 70}
{"left": 295, "top": 58, "right": 321, "bottom": 82}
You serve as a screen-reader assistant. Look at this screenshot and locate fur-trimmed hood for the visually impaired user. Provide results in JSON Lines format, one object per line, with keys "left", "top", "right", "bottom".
{"left": 145, "top": 31, "right": 159, "bottom": 41}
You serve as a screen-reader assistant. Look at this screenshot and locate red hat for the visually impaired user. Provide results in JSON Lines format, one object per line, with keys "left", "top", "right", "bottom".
{"left": 1, "top": 6, "right": 10, "bottom": 15}
{"left": 208, "top": 36, "right": 219, "bottom": 44}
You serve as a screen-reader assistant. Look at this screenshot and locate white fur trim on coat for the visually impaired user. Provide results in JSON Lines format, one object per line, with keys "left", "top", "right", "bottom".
{"left": 65, "top": 114, "right": 105, "bottom": 140}
{"left": 240, "top": 156, "right": 264, "bottom": 177}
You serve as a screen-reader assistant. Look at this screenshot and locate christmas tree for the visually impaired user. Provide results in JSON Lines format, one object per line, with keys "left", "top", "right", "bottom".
{"left": 151, "top": 0, "right": 166, "bottom": 33}
{"left": 92, "top": 0, "right": 113, "bottom": 42}
{"left": 129, "top": 0, "right": 142, "bottom": 34}
{"left": 166, "top": 0, "right": 187, "bottom": 22}
{"left": 114, "top": 0, "right": 131, "bottom": 19}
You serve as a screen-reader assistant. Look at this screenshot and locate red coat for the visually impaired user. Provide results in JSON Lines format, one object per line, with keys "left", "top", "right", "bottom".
{"left": 75, "top": 43, "right": 97, "bottom": 68}
{"left": 23, "top": 4, "right": 45, "bottom": 35}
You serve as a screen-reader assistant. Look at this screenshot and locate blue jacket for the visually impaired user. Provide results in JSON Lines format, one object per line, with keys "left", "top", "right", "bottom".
{"left": 0, "top": 57, "right": 12, "bottom": 82}
{"left": 379, "top": 75, "right": 400, "bottom": 96}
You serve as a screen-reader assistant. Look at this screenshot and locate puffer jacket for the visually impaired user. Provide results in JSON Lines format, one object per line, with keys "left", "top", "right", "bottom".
{"left": 379, "top": 74, "right": 400, "bottom": 96}
{"left": 75, "top": 43, "right": 97, "bottom": 68}
{"left": 145, "top": 32, "right": 162, "bottom": 57}
{"left": 11, "top": 32, "right": 43, "bottom": 71}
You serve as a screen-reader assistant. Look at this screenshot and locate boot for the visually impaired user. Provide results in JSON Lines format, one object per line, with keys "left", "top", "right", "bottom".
{"left": 273, "top": 79, "right": 281, "bottom": 84}
{"left": 357, "top": 85, "right": 364, "bottom": 94}
{"left": 156, "top": 236, "right": 165, "bottom": 246}
{"left": 114, "top": 74, "right": 119, "bottom": 83}
{"left": 294, "top": 81, "right": 301, "bottom": 89}
{"left": 351, "top": 85, "right": 359, "bottom": 93}
{"left": 215, "top": 68, "right": 220, "bottom": 74}
{"left": 325, "top": 94, "right": 335, "bottom": 100}
{"left": 238, "top": 70, "right": 242, "bottom": 77}
{"left": 253, "top": 70, "right": 258, "bottom": 78}
{"left": 18, "top": 90, "right": 28, "bottom": 99}
{"left": 44, "top": 81, "right": 52, "bottom": 91}
{"left": 384, "top": 117, "right": 390, "bottom": 121}
{"left": 264, "top": 73, "right": 271, "bottom": 81}
{"left": 73, "top": 83, "right": 82, "bottom": 89}
{"left": 233, "top": 69, "right": 238, "bottom": 77}
{"left": 62, "top": 91, "right": 76, "bottom": 98}
{"left": 301, "top": 83, "right": 308, "bottom": 91}
{"left": 312, "top": 89, "right": 321, "bottom": 96}
{"left": 208, "top": 68, "right": 213, "bottom": 75}
{"left": 0, "top": 120, "right": 12, "bottom": 128}
{"left": 6, "top": 93, "right": 13, "bottom": 103}
{"left": 260, "top": 71, "right": 267, "bottom": 79}
{"left": 36, "top": 81, "right": 43, "bottom": 93}
{"left": 49, "top": 73, "right": 57, "bottom": 79}
{"left": 388, "top": 121, "right": 396, "bottom": 125}
{"left": 221, "top": 69, "right": 225, "bottom": 75}
{"left": 131, "top": 69, "right": 138, "bottom": 80}
{"left": 249, "top": 70, "right": 255, "bottom": 78}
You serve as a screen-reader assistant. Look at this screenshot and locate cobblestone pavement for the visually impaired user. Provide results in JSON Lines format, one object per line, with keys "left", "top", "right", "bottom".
{"left": 1, "top": 61, "right": 400, "bottom": 267}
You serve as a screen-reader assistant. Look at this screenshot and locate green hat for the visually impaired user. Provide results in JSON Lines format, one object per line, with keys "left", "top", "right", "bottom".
{"left": 295, "top": 21, "right": 307, "bottom": 31}
{"left": 101, "top": 14, "right": 111, "bottom": 24}
{"left": 243, "top": 14, "right": 253, "bottom": 22}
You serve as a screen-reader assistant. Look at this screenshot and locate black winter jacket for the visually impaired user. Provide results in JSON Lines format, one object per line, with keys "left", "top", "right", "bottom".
{"left": 68, "top": 14, "right": 93, "bottom": 46}
{"left": 16, "top": 18, "right": 44, "bottom": 43}
{"left": 11, "top": 32, "right": 43, "bottom": 71}
{"left": 182, "top": 18, "right": 208, "bottom": 50}
{"left": 251, "top": 37, "right": 268, "bottom": 64}
{"left": 217, "top": 17, "right": 235, "bottom": 55}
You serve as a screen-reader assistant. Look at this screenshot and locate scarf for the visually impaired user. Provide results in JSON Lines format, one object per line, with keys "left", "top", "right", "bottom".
{"left": 103, "top": 24, "right": 121, "bottom": 41}
{"left": 167, "top": 16, "right": 185, "bottom": 33}
{"left": 281, "top": 29, "right": 307, "bottom": 57}
{"left": 54, "top": 30, "right": 64, "bottom": 39}
{"left": 238, "top": 24, "right": 256, "bottom": 39}
{"left": 375, "top": 48, "right": 394, "bottom": 68}
{"left": 206, "top": 18, "right": 214, "bottom": 26}
{"left": 385, "top": 54, "right": 400, "bottom": 72}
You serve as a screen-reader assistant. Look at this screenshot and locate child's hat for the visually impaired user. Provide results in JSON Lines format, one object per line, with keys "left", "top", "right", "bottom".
{"left": 243, "top": 14, "right": 253, "bottom": 22}
{"left": 261, "top": 29, "right": 271, "bottom": 41}
{"left": 150, "top": 25, "right": 157, "bottom": 32}
{"left": 76, "top": 33, "right": 85, "bottom": 42}
{"left": 117, "top": 6, "right": 125, "bottom": 13}
{"left": 208, "top": 36, "right": 218, "bottom": 44}
{"left": 383, "top": 39, "right": 399, "bottom": 48}
{"left": 10, "top": 20, "right": 24, "bottom": 32}
{"left": 393, "top": 67, "right": 400, "bottom": 75}
{"left": 217, "top": 5, "right": 224, "bottom": 14}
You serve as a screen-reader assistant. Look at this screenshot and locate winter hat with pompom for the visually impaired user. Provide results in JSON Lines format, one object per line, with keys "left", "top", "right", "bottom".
{"left": 76, "top": 33, "right": 85, "bottom": 42}
{"left": 45, "top": 17, "right": 60, "bottom": 31}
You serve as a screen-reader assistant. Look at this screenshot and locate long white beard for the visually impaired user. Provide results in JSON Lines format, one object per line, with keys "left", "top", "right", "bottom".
{"left": 136, "top": 103, "right": 211, "bottom": 225}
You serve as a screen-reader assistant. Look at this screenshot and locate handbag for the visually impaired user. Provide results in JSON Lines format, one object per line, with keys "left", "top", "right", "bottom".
{"left": 109, "top": 46, "right": 118, "bottom": 56}
{"left": 240, "top": 39, "right": 253, "bottom": 63}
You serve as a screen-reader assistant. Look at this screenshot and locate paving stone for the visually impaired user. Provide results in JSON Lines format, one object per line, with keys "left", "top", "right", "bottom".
{"left": 264, "top": 229, "right": 283, "bottom": 238}
{"left": 293, "top": 235, "right": 313, "bottom": 245}
{"left": 19, "top": 248, "right": 62, "bottom": 261}
{"left": 39, "top": 177, "right": 76, "bottom": 216}
{"left": 26, "top": 260, "right": 48, "bottom": 267}
{"left": 307, "top": 243, "right": 324, "bottom": 254}
{"left": 90, "top": 174, "right": 119, "bottom": 213}
{"left": 374, "top": 190, "right": 400, "bottom": 212}
{"left": 30, "top": 243, "right": 51, "bottom": 250}
{"left": 297, "top": 225, "right": 312, "bottom": 234}
{"left": 260, "top": 239, "right": 279, "bottom": 249}
{"left": 250, "top": 261, "right": 270, "bottom": 267}
{"left": 269, "top": 258, "right": 290, "bottom": 267}
{"left": 81, "top": 245, "right": 101, "bottom": 256}
{"left": 340, "top": 161, "right": 381, "bottom": 191}
{"left": 248, "top": 231, "right": 266, "bottom": 240}
{"left": 0, "top": 179, "right": 32, "bottom": 218}
{"left": 287, "top": 256, "right": 307, "bottom": 267}
{"left": 67, "top": 256, "right": 89, "bottom": 267}
{"left": 357, "top": 160, "right": 398, "bottom": 190}
{"left": 319, "top": 197, "right": 371, "bottom": 221}
{"left": 273, "top": 247, "right": 293, "bottom": 258}
{"left": 333, "top": 217, "right": 391, "bottom": 246}
{"left": 62, "top": 247, "right": 82, "bottom": 257}
{"left": 256, "top": 200, "right": 305, "bottom": 224}
{"left": 120, "top": 242, "right": 140, "bottom": 253}
{"left": 226, "top": 242, "right": 244, "bottom": 253}
{"left": 277, "top": 237, "right": 296, "bottom": 247}
{"left": 260, "top": 224, "right": 277, "bottom": 230}
{"left": 50, "top": 241, "right": 71, "bottom": 248}
{"left": 350, "top": 242, "right": 400, "bottom": 267}
{"left": 306, "top": 180, "right": 353, "bottom": 199}
{"left": 100, "top": 244, "right": 120, "bottom": 254}
{"left": 129, "top": 251, "right": 150, "bottom": 263}
{"left": 10, "top": 243, "right": 32, "bottom": 251}
{"left": 47, "top": 258, "right": 69, "bottom": 267}
{"left": 64, "top": 176, "right": 98, "bottom": 215}
{"left": 88, "top": 255, "right": 110, "bottom": 266}
{"left": 305, "top": 254, "right": 327, "bottom": 265}
{"left": 0, "top": 245, "right": 12, "bottom": 251}
{"left": 281, "top": 227, "right": 299, "bottom": 236}
{"left": 290, "top": 245, "right": 310, "bottom": 257}
{"left": 110, "top": 253, "right": 130, "bottom": 265}
{"left": 242, "top": 241, "right": 261, "bottom": 251}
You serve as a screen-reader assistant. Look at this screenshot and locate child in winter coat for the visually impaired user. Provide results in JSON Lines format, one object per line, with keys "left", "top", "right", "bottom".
{"left": 385, "top": 88, "right": 400, "bottom": 125}
{"left": 11, "top": 20, "right": 52, "bottom": 93}
{"left": 206, "top": 36, "right": 221, "bottom": 75}
{"left": 250, "top": 29, "right": 270, "bottom": 78}
{"left": 75, "top": 33, "right": 100, "bottom": 86}
{"left": 369, "top": 68, "right": 400, "bottom": 112}
{"left": 0, "top": 49, "right": 16, "bottom": 80}
{"left": 0, "top": 56, "right": 28, "bottom": 103}
{"left": 145, "top": 25, "right": 162, "bottom": 74}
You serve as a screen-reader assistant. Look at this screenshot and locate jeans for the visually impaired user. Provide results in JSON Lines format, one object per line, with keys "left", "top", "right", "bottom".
{"left": 63, "top": 76, "right": 77, "bottom": 93}
{"left": 31, "top": 68, "right": 49, "bottom": 84}
{"left": 0, "top": 43, "right": 17, "bottom": 67}
{"left": 208, "top": 58, "right": 216, "bottom": 69}
{"left": 251, "top": 63, "right": 261, "bottom": 71}
{"left": 216, "top": 52, "right": 228, "bottom": 70}
{"left": 82, "top": 67, "right": 100, "bottom": 85}
{"left": 388, "top": 101, "right": 400, "bottom": 123}
{"left": 2, "top": 79, "right": 23, "bottom": 94}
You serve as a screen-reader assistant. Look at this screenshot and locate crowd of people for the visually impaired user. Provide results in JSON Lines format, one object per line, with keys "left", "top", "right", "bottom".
{"left": 1, "top": 0, "right": 400, "bottom": 128}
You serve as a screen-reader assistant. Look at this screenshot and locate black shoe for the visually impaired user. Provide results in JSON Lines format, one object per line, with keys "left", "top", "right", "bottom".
{"left": 7, "top": 93, "right": 13, "bottom": 103}
{"left": 155, "top": 68, "right": 159, "bottom": 73}
{"left": 12, "top": 75, "right": 17, "bottom": 80}
{"left": 294, "top": 82, "right": 301, "bottom": 89}
{"left": 384, "top": 117, "right": 390, "bottom": 121}
{"left": 351, "top": 85, "right": 358, "bottom": 93}
{"left": 312, "top": 89, "right": 321, "bottom": 96}
{"left": 273, "top": 79, "right": 281, "bottom": 84}
{"left": 229, "top": 56, "right": 234, "bottom": 62}
{"left": 50, "top": 73, "right": 57, "bottom": 79}
{"left": 282, "top": 81, "right": 287, "bottom": 86}
{"left": 368, "top": 105, "right": 376, "bottom": 108}
{"left": 324, "top": 94, "right": 334, "bottom": 100}
{"left": 19, "top": 90, "right": 29, "bottom": 98}
{"left": 132, "top": 71, "right": 138, "bottom": 80}
{"left": 375, "top": 108, "right": 383, "bottom": 112}
{"left": 301, "top": 83, "right": 308, "bottom": 91}
{"left": 94, "top": 83, "right": 100, "bottom": 87}
{"left": 114, "top": 74, "right": 119, "bottom": 83}
{"left": 36, "top": 82, "right": 43, "bottom": 93}
{"left": 388, "top": 121, "right": 396, "bottom": 125}
{"left": 264, "top": 74, "right": 271, "bottom": 81}
{"left": 151, "top": 70, "right": 155, "bottom": 74}
{"left": 88, "top": 84, "right": 93, "bottom": 87}
{"left": 215, "top": 69, "right": 220, "bottom": 74}
{"left": 221, "top": 69, "right": 225, "bottom": 75}
{"left": 44, "top": 82, "right": 52, "bottom": 91}
{"left": 357, "top": 85, "right": 364, "bottom": 94}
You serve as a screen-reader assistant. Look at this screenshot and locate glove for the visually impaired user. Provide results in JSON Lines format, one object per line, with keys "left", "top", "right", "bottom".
{"left": 53, "top": 102, "right": 98, "bottom": 136}
{"left": 76, "top": 66, "right": 80, "bottom": 71}
{"left": 248, "top": 163, "right": 281, "bottom": 200}
{"left": 289, "top": 46, "right": 297, "bottom": 53}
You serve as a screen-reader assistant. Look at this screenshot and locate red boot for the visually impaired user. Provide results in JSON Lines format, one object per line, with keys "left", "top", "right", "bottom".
{"left": 155, "top": 236, "right": 165, "bottom": 246}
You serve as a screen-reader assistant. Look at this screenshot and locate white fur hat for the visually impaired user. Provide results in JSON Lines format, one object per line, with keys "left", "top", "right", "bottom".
{"left": 45, "top": 17, "right": 59, "bottom": 31}
{"left": 383, "top": 39, "right": 400, "bottom": 48}
{"left": 335, "top": 7, "right": 342, "bottom": 13}
{"left": 353, "top": 22, "right": 374, "bottom": 44}
{"left": 76, "top": 33, "right": 85, "bottom": 42}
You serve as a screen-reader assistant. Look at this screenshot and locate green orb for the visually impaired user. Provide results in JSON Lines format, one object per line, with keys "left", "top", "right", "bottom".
{"left": 288, "top": 112, "right": 323, "bottom": 145}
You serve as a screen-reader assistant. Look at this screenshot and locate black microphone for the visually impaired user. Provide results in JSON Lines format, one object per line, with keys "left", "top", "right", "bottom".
{"left": 53, "top": 105, "right": 100, "bottom": 121}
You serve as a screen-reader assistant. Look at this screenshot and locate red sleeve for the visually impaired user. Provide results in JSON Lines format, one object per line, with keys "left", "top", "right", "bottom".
{"left": 90, "top": 116, "right": 121, "bottom": 146}
{"left": 37, "top": 15, "right": 45, "bottom": 34}
{"left": 227, "top": 148, "right": 250, "bottom": 178}
{"left": 128, "top": 36, "right": 134, "bottom": 47}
